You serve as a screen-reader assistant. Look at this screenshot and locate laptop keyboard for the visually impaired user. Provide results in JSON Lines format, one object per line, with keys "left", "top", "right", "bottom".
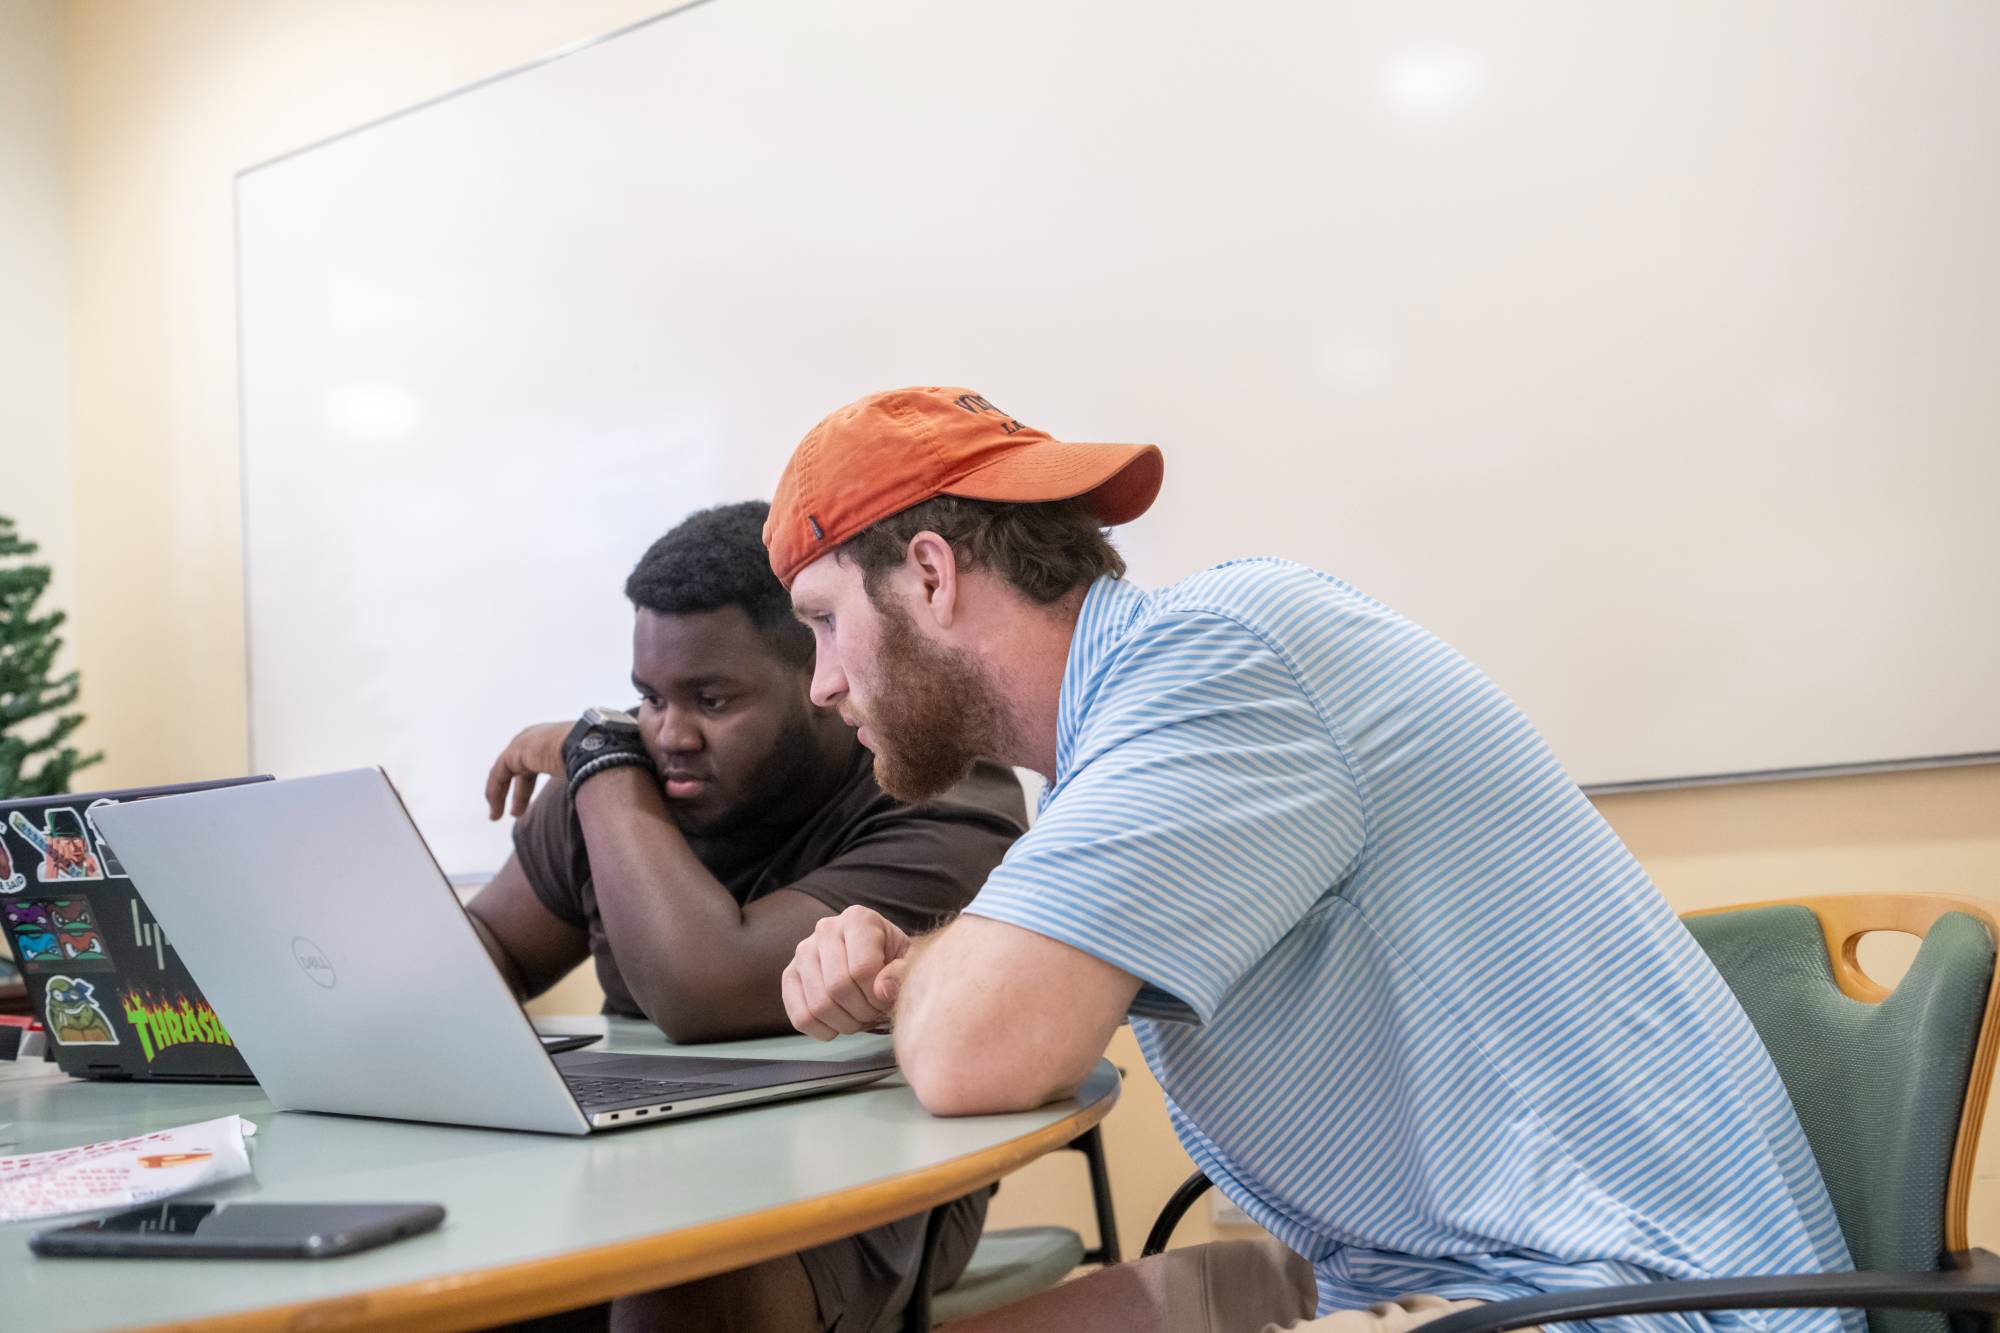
{"left": 563, "top": 1073, "right": 728, "bottom": 1112}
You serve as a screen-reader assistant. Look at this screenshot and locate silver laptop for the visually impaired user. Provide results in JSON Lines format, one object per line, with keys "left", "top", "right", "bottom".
{"left": 89, "top": 768, "right": 895, "bottom": 1135}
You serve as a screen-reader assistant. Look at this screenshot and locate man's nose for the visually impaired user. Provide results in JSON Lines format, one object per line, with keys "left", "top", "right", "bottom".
{"left": 653, "top": 706, "right": 702, "bottom": 754}
{"left": 810, "top": 651, "right": 848, "bottom": 710}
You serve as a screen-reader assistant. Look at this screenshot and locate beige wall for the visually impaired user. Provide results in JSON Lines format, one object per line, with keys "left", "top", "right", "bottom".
{"left": 1, "top": 0, "right": 74, "bottom": 700}
{"left": 53, "top": 0, "right": 2000, "bottom": 1272}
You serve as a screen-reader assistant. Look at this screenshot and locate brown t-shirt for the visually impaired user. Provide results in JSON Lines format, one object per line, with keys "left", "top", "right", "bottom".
{"left": 512, "top": 746, "right": 1028, "bottom": 1017}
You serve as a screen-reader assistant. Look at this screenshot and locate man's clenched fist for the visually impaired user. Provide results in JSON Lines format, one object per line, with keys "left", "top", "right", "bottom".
{"left": 782, "top": 905, "right": 912, "bottom": 1039}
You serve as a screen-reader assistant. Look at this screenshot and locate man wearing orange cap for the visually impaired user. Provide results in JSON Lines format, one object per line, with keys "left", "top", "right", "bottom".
{"left": 766, "top": 388, "right": 1855, "bottom": 1333}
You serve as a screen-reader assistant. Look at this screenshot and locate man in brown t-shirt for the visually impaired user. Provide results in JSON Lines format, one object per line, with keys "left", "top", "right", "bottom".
{"left": 469, "top": 501, "right": 1025, "bottom": 1333}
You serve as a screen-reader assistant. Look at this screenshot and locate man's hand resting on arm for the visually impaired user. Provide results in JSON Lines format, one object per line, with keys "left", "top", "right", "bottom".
{"left": 485, "top": 722, "right": 570, "bottom": 821}
{"left": 784, "top": 904, "right": 1141, "bottom": 1117}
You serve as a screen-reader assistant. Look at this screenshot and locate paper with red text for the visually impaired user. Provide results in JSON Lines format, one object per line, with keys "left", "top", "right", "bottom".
{"left": 0, "top": 1115, "right": 256, "bottom": 1223}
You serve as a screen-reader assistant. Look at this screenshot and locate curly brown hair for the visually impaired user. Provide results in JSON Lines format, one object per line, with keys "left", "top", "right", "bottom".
{"left": 839, "top": 495, "right": 1126, "bottom": 605}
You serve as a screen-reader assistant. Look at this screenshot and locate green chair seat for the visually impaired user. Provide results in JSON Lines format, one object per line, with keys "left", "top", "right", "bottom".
{"left": 930, "top": 1226, "right": 1086, "bottom": 1324}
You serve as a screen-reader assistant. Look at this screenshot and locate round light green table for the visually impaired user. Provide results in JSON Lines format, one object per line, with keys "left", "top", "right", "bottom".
{"left": 0, "top": 1017, "right": 1119, "bottom": 1331}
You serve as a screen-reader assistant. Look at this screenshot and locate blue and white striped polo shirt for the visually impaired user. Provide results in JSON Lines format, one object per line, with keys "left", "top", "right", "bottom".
{"left": 965, "top": 561, "right": 1856, "bottom": 1332}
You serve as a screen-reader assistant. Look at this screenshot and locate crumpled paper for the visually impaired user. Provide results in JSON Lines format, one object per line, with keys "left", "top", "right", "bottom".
{"left": 0, "top": 1115, "right": 257, "bottom": 1224}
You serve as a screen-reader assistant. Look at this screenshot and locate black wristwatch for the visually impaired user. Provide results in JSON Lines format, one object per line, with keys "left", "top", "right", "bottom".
{"left": 562, "top": 706, "right": 651, "bottom": 800}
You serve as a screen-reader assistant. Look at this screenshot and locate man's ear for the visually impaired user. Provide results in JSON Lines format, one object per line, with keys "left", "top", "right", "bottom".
{"left": 905, "top": 531, "right": 959, "bottom": 630}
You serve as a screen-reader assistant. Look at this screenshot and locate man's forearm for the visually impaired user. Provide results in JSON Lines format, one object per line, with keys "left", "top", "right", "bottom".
{"left": 892, "top": 923, "right": 1092, "bottom": 1116}
{"left": 571, "top": 768, "right": 787, "bottom": 1040}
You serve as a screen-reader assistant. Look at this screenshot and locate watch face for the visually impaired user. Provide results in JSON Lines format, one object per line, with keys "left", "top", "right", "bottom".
{"left": 584, "top": 706, "right": 639, "bottom": 733}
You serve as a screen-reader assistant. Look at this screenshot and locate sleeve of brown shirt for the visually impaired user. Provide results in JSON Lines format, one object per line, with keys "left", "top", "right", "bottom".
{"left": 511, "top": 780, "right": 591, "bottom": 930}
{"left": 784, "top": 760, "right": 1028, "bottom": 935}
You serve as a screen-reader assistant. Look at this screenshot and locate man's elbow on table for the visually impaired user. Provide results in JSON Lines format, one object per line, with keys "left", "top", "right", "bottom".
{"left": 646, "top": 995, "right": 733, "bottom": 1046}
{"left": 896, "top": 1018, "right": 1094, "bottom": 1117}
{"left": 892, "top": 918, "right": 1139, "bottom": 1117}
{"left": 636, "top": 968, "right": 782, "bottom": 1046}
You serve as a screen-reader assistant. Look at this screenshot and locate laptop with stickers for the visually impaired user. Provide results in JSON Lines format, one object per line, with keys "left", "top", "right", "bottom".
{"left": 89, "top": 768, "right": 897, "bottom": 1135}
{"left": 0, "top": 778, "right": 271, "bottom": 1082}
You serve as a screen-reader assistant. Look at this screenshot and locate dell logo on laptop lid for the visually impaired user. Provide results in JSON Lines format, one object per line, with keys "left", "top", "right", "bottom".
{"left": 291, "top": 937, "right": 337, "bottom": 988}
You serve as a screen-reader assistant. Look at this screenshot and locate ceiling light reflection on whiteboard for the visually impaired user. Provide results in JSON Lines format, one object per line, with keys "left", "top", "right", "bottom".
{"left": 1382, "top": 52, "right": 1482, "bottom": 113}
{"left": 324, "top": 384, "right": 424, "bottom": 444}
{"left": 1319, "top": 336, "right": 1392, "bottom": 392}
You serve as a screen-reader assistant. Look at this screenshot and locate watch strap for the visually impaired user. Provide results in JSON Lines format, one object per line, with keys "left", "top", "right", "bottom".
{"left": 562, "top": 710, "right": 651, "bottom": 791}
{"left": 565, "top": 749, "right": 655, "bottom": 801}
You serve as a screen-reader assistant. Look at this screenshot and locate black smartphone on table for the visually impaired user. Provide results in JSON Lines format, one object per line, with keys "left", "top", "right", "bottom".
{"left": 30, "top": 1201, "right": 446, "bottom": 1259}
{"left": 538, "top": 1032, "right": 602, "bottom": 1055}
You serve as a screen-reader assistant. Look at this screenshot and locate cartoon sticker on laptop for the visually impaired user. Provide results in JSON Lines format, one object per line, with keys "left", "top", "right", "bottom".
{"left": 5, "top": 899, "right": 54, "bottom": 933}
{"left": 5, "top": 900, "right": 64, "bottom": 963}
{"left": 15, "top": 928, "right": 64, "bottom": 964}
{"left": 121, "top": 988, "right": 238, "bottom": 1063}
{"left": 8, "top": 809, "right": 106, "bottom": 882}
{"left": 0, "top": 835, "right": 24, "bottom": 894}
{"left": 51, "top": 900, "right": 108, "bottom": 962}
{"left": 44, "top": 975, "right": 119, "bottom": 1045}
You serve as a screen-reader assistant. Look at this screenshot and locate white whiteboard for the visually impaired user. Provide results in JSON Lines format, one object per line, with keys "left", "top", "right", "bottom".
{"left": 237, "top": 0, "right": 2000, "bottom": 879}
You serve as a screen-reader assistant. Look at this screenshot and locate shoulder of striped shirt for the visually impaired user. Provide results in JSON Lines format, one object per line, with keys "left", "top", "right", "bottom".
{"left": 1085, "top": 581, "right": 1380, "bottom": 845}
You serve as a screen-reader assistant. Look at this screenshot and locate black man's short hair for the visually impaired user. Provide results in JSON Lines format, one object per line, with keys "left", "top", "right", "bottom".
{"left": 625, "top": 501, "right": 813, "bottom": 667}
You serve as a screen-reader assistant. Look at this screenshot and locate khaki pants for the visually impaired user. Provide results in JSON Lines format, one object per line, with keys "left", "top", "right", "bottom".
{"left": 940, "top": 1238, "right": 1541, "bottom": 1333}
{"left": 1157, "top": 1239, "right": 1537, "bottom": 1333}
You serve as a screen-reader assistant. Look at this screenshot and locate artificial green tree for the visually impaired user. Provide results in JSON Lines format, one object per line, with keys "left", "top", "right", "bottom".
{"left": 0, "top": 515, "right": 101, "bottom": 797}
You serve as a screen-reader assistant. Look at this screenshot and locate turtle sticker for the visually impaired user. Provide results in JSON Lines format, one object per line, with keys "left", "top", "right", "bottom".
{"left": 5, "top": 900, "right": 63, "bottom": 963}
{"left": 48, "top": 899, "right": 108, "bottom": 962}
{"left": 5, "top": 899, "right": 54, "bottom": 933}
{"left": 44, "top": 974, "right": 119, "bottom": 1046}
{"left": 6, "top": 897, "right": 112, "bottom": 969}
{"left": 15, "top": 926, "right": 62, "bottom": 963}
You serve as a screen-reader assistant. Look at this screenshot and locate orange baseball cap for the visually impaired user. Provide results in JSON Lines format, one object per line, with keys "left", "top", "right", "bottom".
{"left": 764, "top": 386, "right": 1163, "bottom": 587}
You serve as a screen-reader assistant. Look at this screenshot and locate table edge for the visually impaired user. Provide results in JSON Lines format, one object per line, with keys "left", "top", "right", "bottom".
{"left": 118, "top": 1062, "right": 1120, "bottom": 1333}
